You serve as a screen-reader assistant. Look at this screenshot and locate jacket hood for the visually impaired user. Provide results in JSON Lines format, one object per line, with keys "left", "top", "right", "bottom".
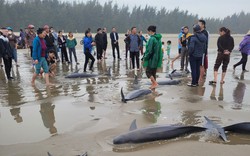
{"left": 195, "top": 32, "right": 207, "bottom": 43}
{"left": 152, "top": 33, "right": 162, "bottom": 41}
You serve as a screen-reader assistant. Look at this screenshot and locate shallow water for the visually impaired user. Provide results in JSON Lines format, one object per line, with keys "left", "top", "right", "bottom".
{"left": 0, "top": 35, "right": 250, "bottom": 150}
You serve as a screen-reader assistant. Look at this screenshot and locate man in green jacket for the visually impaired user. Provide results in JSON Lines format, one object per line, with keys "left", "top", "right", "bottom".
{"left": 143, "top": 25, "right": 163, "bottom": 90}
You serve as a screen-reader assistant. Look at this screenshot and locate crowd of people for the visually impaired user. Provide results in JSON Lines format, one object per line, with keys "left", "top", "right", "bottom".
{"left": 0, "top": 19, "right": 250, "bottom": 90}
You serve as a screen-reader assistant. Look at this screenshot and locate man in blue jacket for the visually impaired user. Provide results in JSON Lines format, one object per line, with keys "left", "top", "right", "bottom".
{"left": 188, "top": 24, "right": 207, "bottom": 87}
{"left": 31, "top": 28, "right": 54, "bottom": 86}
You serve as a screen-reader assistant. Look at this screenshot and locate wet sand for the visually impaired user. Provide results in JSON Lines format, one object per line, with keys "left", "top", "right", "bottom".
{"left": 0, "top": 34, "right": 250, "bottom": 155}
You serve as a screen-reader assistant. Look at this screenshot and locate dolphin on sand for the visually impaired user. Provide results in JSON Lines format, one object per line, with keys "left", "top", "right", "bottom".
{"left": 121, "top": 88, "right": 152, "bottom": 103}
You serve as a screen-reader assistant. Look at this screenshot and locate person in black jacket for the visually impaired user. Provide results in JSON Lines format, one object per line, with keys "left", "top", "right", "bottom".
{"left": 44, "top": 25, "right": 58, "bottom": 59}
{"left": 0, "top": 27, "right": 13, "bottom": 80}
{"left": 102, "top": 28, "right": 108, "bottom": 59}
{"left": 58, "top": 31, "right": 70, "bottom": 64}
{"left": 110, "top": 27, "right": 121, "bottom": 60}
{"left": 95, "top": 28, "right": 104, "bottom": 62}
{"left": 209, "top": 27, "right": 234, "bottom": 85}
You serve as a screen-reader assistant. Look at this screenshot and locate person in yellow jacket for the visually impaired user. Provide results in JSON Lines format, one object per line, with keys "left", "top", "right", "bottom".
{"left": 180, "top": 26, "right": 192, "bottom": 71}
{"left": 143, "top": 25, "right": 163, "bottom": 91}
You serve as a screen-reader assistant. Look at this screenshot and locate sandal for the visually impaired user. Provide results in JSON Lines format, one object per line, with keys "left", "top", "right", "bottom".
{"left": 209, "top": 81, "right": 217, "bottom": 85}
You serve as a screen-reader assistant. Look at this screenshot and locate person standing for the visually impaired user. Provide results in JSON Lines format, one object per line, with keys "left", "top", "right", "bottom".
{"left": 110, "top": 27, "right": 121, "bottom": 60}
{"left": 138, "top": 30, "right": 147, "bottom": 55}
{"left": 44, "top": 25, "right": 56, "bottom": 57}
{"left": 66, "top": 32, "right": 78, "bottom": 64}
{"left": 58, "top": 31, "right": 70, "bottom": 64}
{"left": 7, "top": 27, "right": 19, "bottom": 67}
{"left": 124, "top": 29, "right": 131, "bottom": 60}
{"left": 171, "top": 27, "right": 184, "bottom": 69}
{"left": 25, "top": 24, "right": 36, "bottom": 57}
{"left": 209, "top": 27, "right": 234, "bottom": 85}
{"left": 233, "top": 30, "right": 250, "bottom": 72}
{"left": 19, "top": 29, "right": 26, "bottom": 49}
{"left": 95, "top": 28, "right": 104, "bottom": 62}
{"left": 143, "top": 25, "right": 163, "bottom": 91}
{"left": 0, "top": 27, "right": 13, "bottom": 80}
{"left": 180, "top": 26, "right": 192, "bottom": 71}
{"left": 187, "top": 24, "right": 207, "bottom": 87}
{"left": 31, "top": 28, "right": 54, "bottom": 86}
{"left": 198, "top": 19, "right": 209, "bottom": 82}
{"left": 166, "top": 40, "right": 172, "bottom": 60}
{"left": 83, "top": 30, "right": 95, "bottom": 72}
{"left": 102, "top": 28, "right": 108, "bottom": 59}
{"left": 126, "top": 27, "right": 141, "bottom": 69}
{"left": 50, "top": 27, "right": 59, "bottom": 61}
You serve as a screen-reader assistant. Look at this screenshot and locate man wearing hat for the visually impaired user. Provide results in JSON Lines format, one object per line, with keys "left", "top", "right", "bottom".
{"left": 187, "top": 24, "right": 207, "bottom": 87}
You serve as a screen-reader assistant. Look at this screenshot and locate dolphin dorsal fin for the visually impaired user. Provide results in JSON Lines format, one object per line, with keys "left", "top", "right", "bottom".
{"left": 47, "top": 152, "right": 53, "bottom": 156}
{"left": 204, "top": 116, "right": 228, "bottom": 142}
{"left": 129, "top": 119, "right": 137, "bottom": 131}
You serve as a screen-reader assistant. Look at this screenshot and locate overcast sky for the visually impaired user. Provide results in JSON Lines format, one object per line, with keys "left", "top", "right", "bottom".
{"left": 71, "top": 0, "right": 250, "bottom": 19}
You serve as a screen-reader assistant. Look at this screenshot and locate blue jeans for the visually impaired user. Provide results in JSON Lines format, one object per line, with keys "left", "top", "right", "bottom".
{"left": 68, "top": 47, "right": 77, "bottom": 63}
{"left": 189, "top": 56, "right": 202, "bottom": 85}
{"left": 12, "top": 48, "right": 17, "bottom": 63}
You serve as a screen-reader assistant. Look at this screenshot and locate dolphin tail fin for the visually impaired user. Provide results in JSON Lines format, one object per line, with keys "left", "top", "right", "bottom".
{"left": 121, "top": 87, "right": 126, "bottom": 103}
{"left": 169, "top": 74, "right": 173, "bottom": 80}
{"left": 129, "top": 119, "right": 137, "bottom": 131}
{"left": 47, "top": 152, "right": 53, "bottom": 156}
{"left": 204, "top": 116, "right": 228, "bottom": 142}
{"left": 171, "top": 69, "right": 177, "bottom": 74}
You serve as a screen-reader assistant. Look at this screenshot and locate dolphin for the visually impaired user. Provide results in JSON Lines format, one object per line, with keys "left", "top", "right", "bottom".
{"left": 113, "top": 119, "right": 206, "bottom": 144}
{"left": 47, "top": 152, "right": 87, "bottom": 156}
{"left": 166, "top": 69, "right": 189, "bottom": 79}
{"left": 121, "top": 88, "right": 152, "bottom": 103}
{"left": 65, "top": 72, "right": 98, "bottom": 79}
{"left": 145, "top": 79, "right": 181, "bottom": 86}
{"left": 224, "top": 122, "right": 250, "bottom": 134}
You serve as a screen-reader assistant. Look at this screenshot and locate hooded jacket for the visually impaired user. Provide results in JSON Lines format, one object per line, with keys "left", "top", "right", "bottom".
{"left": 0, "top": 35, "right": 13, "bottom": 58}
{"left": 32, "top": 36, "right": 47, "bottom": 61}
{"left": 188, "top": 32, "right": 207, "bottom": 57}
{"left": 143, "top": 34, "right": 163, "bottom": 69}
{"left": 239, "top": 34, "right": 250, "bottom": 55}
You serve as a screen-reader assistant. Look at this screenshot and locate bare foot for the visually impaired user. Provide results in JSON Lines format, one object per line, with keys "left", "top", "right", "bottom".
{"left": 46, "top": 83, "right": 55, "bottom": 86}
{"left": 150, "top": 83, "right": 158, "bottom": 89}
{"left": 31, "top": 81, "right": 35, "bottom": 86}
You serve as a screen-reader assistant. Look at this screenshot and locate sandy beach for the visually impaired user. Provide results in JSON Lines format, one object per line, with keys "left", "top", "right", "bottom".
{"left": 0, "top": 34, "right": 250, "bottom": 156}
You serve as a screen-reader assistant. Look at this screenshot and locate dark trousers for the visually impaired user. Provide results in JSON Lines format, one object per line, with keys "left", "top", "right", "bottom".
{"left": 30, "top": 46, "right": 33, "bottom": 57}
{"left": 189, "top": 56, "right": 202, "bottom": 85}
{"left": 84, "top": 52, "right": 95, "bottom": 72}
{"left": 234, "top": 52, "right": 248, "bottom": 70}
{"left": 130, "top": 51, "right": 140, "bottom": 69}
{"left": 60, "top": 46, "right": 69, "bottom": 63}
{"left": 3, "top": 57, "right": 12, "bottom": 79}
{"left": 96, "top": 45, "right": 103, "bottom": 60}
{"left": 214, "top": 52, "right": 230, "bottom": 72}
{"left": 68, "top": 47, "right": 78, "bottom": 63}
{"left": 111, "top": 43, "right": 120, "bottom": 59}
{"left": 125, "top": 44, "right": 129, "bottom": 59}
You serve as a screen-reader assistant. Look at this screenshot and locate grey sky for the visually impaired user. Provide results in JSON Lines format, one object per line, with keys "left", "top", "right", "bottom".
{"left": 68, "top": 0, "right": 250, "bottom": 19}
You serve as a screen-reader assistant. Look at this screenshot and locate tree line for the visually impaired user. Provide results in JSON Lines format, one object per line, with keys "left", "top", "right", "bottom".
{"left": 0, "top": 0, "right": 249, "bottom": 34}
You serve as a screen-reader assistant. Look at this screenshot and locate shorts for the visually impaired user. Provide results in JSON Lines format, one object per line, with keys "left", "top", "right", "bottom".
{"left": 35, "top": 57, "right": 49, "bottom": 74}
{"left": 103, "top": 44, "right": 107, "bottom": 51}
{"left": 146, "top": 68, "right": 157, "bottom": 80}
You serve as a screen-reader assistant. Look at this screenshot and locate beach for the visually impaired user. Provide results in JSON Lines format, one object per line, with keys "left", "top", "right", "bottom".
{"left": 0, "top": 34, "right": 250, "bottom": 156}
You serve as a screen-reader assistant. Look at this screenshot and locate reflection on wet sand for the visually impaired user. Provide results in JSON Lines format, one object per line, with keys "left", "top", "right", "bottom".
{"left": 232, "top": 82, "right": 246, "bottom": 110}
{"left": 142, "top": 96, "right": 161, "bottom": 123}
{"left": 210, "top": 85, "right": 224, "bottom": 101}
{"left": 40, "top": 102, "right": 57, "bottom": 135}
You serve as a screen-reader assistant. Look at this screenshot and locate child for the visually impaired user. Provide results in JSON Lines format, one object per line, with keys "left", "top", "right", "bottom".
{"left": 162, "top": 41, "right": 165, "bottom": 60}
{"left": 166, "top": 40, "right": 171, "bottom": 60}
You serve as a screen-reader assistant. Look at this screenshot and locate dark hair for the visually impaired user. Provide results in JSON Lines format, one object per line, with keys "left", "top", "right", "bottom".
{"left": 58, "top": 30, "right": 62, "bottom": 34}
{"left": 1, "top": 27, "right": 7, "bottom": 30}
{"left": 50, "top": 26, "right": 53, "bottom": 29}
{"left": 97, "top": 28, "right": 102, "bottom": 32}
{"left": 131, "top": 26, "right": 136, "bottom": 31}
{"left": 219, "top": 27, "right": 231, "bottom": 36}
{"left": 183, "top": 26, "right": 189, "bottom": 29}
{"left": 20, "top": 29, "right": 23, "bottom": 31}
{"left": 162, "top": 41, "right": 165, "bottom": 44}
{"left": 138, "top": 30, "right": 142, "bottom": 33}
{"left": 48, "top": 49, "right": 56, "bottom": 53}
{"left": 167, "top": 40, "right": 171, "bottom": 44}
{"left": 147, "top": 25, "right": 156, "bottom": 32}
{"left": 85, "top": 30, "right": 90, "bottom": 36}
{"left": 37, "top": 28, "right": 44, "bottom": 35}
{"left": 198, "top": 19, "right": 206, "bottom": 28}
{"left": 68, "top": 32, "right": 73, "bottom": 36}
